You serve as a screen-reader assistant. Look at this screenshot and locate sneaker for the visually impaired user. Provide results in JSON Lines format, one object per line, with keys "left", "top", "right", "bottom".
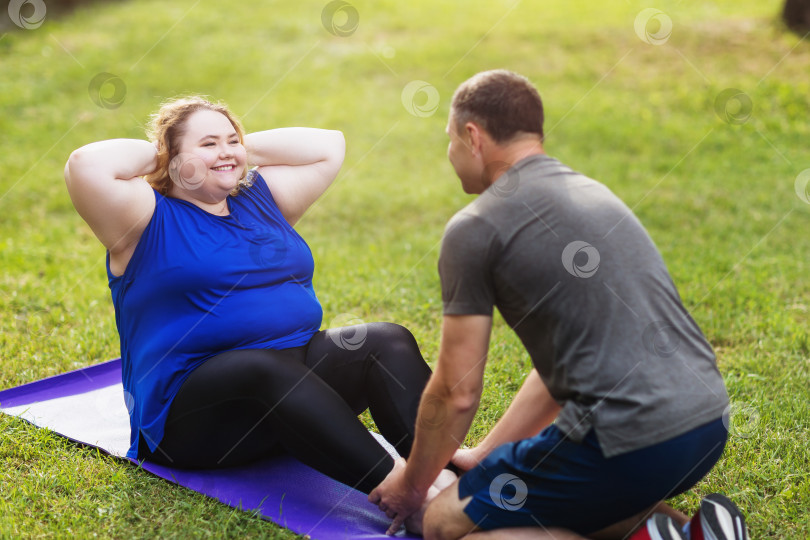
{"left": 690, "top": 493, "right": 749, "bottom": 540}
{"left": 630, "top": 513, "right": 688, "bottom": 540}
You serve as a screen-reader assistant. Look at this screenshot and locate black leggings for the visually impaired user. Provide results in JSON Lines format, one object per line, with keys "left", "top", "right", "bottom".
{"left": 138, "top": 322, "right": 432, "bottom": 494}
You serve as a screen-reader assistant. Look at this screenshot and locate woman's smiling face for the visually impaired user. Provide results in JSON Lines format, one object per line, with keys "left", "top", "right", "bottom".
{"left": 171, "top": 109, "right": 247, "bottom": 201}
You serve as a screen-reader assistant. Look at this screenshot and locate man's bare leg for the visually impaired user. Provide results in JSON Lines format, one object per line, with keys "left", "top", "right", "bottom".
{"left": 462, "top": 502, "right": 685, "bottom": 540}
{"left": 422, "top": 481, "right": 690, "bottom": 540}
{"left": 465, "top": 528, "right": 585, "bottom": 539}
{"left": 423, "top": 482, "right": 588, "bottom": 540}
{"left": 403, "top": 468, "right": 459, "bottom": 534}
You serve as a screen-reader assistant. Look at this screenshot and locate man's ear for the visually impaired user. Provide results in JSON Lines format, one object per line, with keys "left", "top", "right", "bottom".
{"left": 465, "top": 122, "right": 483, "bottom": 157}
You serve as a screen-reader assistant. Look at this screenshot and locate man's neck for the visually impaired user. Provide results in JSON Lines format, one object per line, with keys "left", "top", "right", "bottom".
{"left": 486, "top": 135, "right": 545, "bottom": 184}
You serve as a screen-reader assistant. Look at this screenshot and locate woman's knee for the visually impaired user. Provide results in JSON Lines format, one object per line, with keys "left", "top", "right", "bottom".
{"left": 321, "top": 321, "right": 421, "bottom": 354}
{"left": 362, "top": 322, "right": 424, "bottom": 359}
{"left": 368, "top": 321, "right": 417, "bottom": 342}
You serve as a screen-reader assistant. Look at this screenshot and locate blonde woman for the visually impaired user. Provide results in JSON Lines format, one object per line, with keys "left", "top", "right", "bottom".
{"left": 64, "top": 97, "right": 440, "bottom": 498}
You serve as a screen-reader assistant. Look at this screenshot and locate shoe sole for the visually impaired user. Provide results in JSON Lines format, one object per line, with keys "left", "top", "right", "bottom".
{"left": 700, "top": 493, "right": 749, "bottom": 540}
{"left": 648, "top": 513, "right": 688, "bottom": 540}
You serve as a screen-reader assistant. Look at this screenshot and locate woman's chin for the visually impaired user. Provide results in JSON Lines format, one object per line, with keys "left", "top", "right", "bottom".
{"left": 207, "top": 175, "right": 240, "bottom": 193}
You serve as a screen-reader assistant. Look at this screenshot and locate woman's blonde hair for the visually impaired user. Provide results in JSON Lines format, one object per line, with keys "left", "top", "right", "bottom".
{"left": 144, "top": 96, "right": 251, "bottom": 196}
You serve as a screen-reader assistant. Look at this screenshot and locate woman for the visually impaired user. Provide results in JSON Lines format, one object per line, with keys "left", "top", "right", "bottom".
{"left": 64, "top": 96, "right": 444, "bottom": 499}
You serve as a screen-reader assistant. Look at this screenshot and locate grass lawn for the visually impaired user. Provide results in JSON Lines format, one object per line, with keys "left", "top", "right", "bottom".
{"left": 1, "top": 0, "right": 809, "bottom": 537}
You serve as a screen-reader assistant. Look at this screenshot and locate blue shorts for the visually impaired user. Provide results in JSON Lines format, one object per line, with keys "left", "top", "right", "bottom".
{"left": 458, "top": 417, "right": 728, "bottom": 535}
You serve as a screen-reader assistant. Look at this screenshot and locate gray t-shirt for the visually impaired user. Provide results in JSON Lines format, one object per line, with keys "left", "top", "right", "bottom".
{"left": 439, "top": 154, "right": 728, "bottom": 457}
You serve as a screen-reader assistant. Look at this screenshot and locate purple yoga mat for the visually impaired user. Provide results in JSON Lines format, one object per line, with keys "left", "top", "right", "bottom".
{"left": 0, "top": 359, "right": 419, "bottom": 539}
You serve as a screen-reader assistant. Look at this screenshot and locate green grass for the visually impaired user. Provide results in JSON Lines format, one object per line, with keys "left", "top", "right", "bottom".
{"left": 1, "top": 0, "right": 809, "bottom": 537}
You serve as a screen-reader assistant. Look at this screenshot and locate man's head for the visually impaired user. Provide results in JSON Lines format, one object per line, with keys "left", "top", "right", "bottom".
{"left": 451, "top": 69, "right": 544, "bottom": 143}
{"left": 446, "top": 70, "right": 545, "bottom": 194}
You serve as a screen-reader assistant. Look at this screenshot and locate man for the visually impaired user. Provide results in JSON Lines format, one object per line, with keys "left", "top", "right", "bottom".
{"left": 369, "top": 70, "right": 748, "bottom": 540}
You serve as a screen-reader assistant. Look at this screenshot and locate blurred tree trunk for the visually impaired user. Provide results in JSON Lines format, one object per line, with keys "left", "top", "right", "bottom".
{"left": 783, "top": 0, "right": 810, "bottom": 33}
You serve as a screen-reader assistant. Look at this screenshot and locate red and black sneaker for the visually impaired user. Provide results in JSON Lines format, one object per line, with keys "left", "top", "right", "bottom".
{"left": 629, "top": 513, "right": 688, "bottom": 540}
{"left": 689, "top": 493, "right": 749, "bottom": 540}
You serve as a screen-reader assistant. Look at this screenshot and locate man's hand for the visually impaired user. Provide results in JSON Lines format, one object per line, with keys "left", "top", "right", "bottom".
{"left": 451, "top": 446, "right": 484, "bottom": 473}
{"left": 368, "top": 458, "right": 427, "bottom": 535}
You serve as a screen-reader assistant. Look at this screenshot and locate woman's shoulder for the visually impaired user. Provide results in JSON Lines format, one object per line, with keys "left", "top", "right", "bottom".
{"left": 244, "top": 168, "right": 268, "bottom": 194}
{"left": 235, "top": 168, "right": 279, "bottom": 208}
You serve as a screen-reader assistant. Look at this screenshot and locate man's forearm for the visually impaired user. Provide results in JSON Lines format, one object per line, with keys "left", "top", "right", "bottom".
{"left": 400, "top": 314, "right": 491, "bottom": 495}
{"left": 402, "top": 377, "right": 480, "bottom": 494}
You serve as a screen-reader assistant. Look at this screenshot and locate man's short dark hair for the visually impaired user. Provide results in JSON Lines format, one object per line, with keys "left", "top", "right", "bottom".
{"left": 451, "top": 70, "right": 544, "bottom": 143}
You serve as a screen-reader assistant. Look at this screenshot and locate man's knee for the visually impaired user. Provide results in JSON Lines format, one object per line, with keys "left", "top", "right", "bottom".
{"left": 422, "top": 485, "right": 478, "bottom": 540}
{"left": 422, "top": 501, "right": 455, "bottom": 540}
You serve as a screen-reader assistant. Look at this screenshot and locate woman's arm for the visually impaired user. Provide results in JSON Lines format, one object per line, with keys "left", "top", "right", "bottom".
{"left": 245, "top": 128, "right": 345, "bottom": 225}
{"left": 64, "top": 139, "right": 157, "bottom": 254}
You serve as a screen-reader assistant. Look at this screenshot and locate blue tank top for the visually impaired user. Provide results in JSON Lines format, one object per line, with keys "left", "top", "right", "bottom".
{"left": 107, "top": 171, "right": 323, "bottom": 459}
